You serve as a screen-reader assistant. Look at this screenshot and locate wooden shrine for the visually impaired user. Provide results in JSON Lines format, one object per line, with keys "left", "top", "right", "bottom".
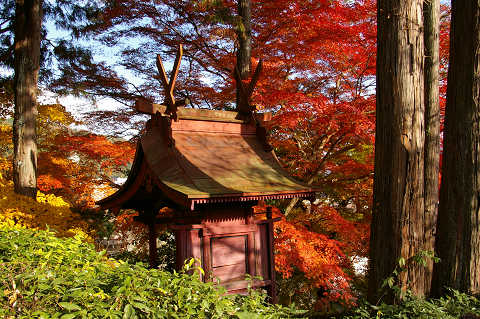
{"left": 97, "top": 45, "right": 316, "bottom": 301}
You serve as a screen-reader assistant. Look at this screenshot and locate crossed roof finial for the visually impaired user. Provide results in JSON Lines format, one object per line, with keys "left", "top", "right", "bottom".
{"left": 156, "top": 44, "right": 183, "bottom": 121}
{"left": 234, "top": 59, "right": 263, "bottom": 117}
{"left": 136, "top": 45, "right": 263, "bottom": 123}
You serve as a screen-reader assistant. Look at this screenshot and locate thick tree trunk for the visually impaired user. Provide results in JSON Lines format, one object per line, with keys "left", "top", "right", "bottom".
{"left": 431, "top": 0, "right": 480, "bottom": 297}
{"left": 13, "top": 0, "right": 42, "bottom": 198}
{"left": 368, "top": 0, "right": 426, "bottom": 302}
{"left": 235, "top": 0, "right": 251, "bottom": 109}
{"left": 423, "top": 0, "right": 440, "bottom": 296}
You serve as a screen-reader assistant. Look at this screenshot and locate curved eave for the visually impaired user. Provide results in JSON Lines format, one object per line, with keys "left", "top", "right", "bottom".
{"left": 96, "top": 142, "right": 147, "bottom": 210}
{"left": 97, "top": 112, "right": 320, "bottom": 212}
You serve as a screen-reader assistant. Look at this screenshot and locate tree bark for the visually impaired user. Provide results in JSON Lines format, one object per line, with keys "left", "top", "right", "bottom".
{"left": 13, "top": 0, "right": 42, "bottom": 198}
{"left": 368, "top": 0, "right": 426, "bottom": 302}
{"left": 431, "top": 0, "right": 480, "bottom": 297}
{"left": 235, "top": 0, "right": 251, "bottom": 109}
{"left": 423, "top": 0, "right": 440, "bottom": 296}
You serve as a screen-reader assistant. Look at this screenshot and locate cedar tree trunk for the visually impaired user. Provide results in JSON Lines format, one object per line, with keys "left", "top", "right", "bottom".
{"left": 13, "top": 0, "right": 42, "bottom": 198}
{"left": 431, "top": 0, "right": 480, "bottom": 297}
{"left": 235, "top": 0, "right": 251, "bottom": 109}
{"left": 423, "top": 0, "right": 440, "bottom": 295}
{"left": 368, "top": 0, "right": 426, "bottom": 302}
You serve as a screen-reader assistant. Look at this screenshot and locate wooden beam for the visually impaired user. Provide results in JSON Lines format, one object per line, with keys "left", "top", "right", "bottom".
{"left": 134, "top": 99, "right": 189, "bottom": 115}
{"left": 135, "top": 99, "right": 165, "bottom": 115}
{"left": 202, "top": 234, "right": 212, "bottom": 281}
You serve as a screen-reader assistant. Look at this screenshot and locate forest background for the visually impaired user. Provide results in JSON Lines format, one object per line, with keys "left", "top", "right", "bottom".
{"left": 0, "top": 0, "right": 456, "bottom": 314}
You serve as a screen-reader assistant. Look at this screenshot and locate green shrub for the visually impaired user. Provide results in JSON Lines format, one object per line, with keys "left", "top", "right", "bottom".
{"left": 333, "top": 252, "right": 480, "bottom": 319}
{"left": 339, "top": 290, "right": 480, "bottom": 319}
{"left": 0, "top": 225, "right": 301, "bottom": 318}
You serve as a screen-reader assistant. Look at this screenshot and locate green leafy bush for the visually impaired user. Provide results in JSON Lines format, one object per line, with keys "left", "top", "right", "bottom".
{"left": 335, "top": 253, "right": 480, "bottom": 319}
{"left": 339, "top": 289, "right": 480, "bottom": 319}
{"left": 0, "top": 225, "right": 300, "bottom": 318}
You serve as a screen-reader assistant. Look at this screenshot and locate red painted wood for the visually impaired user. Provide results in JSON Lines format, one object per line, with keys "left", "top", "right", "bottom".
{"left": 202, "top": 209, "right": 247, "bottom": 223}
{"left": 211, "top": 236, "right": 247, "bottom": 267}
{"left": 254, "top": 224, "right": 262, "bottom": 277}
{"left": 212, "top": 264, "right": 247, "bottom": 282}
{"left": 190, "top": 229, "right": 202, "bottom": 264}
{"left": 246, "top": 209, "right": 256, "bottom": 276}
{"left": 203, "top": 224, "right": 255, "bottom": 236}
{"left": 98, "top": 103, "right": 314, "bottom": 304}
{"left": 167, "top": 205, "right": 278, "bottom": 302}
{"left": 174, "top": 228, "right": 203, "bottom": 274}
{"left": 188, "top": 192, "right": 315, "bottom": 210}
{"left": 171, "top": 119, "right": 257, "bottom": 135}
{"left": 259, "top": 224, "right": 269, "bottom": 280}
{"left": 202, "top": 234, "right": 212, "bottom": 280}
{"left": 247, "top": 232, "right": 255, "bottom": 275}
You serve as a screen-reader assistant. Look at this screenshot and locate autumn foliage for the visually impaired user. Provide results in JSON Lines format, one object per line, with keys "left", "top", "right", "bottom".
{"left": 40, "top": 133, "right": 135, "bottom": 207}
{"left": 1, "top": 103, "right": 135, "bottom": 207}
{"left": 0, "top": 0, "right": 463, "bottom": 313}
{"left": 0, "top": 102, "right": 136, "bottom": 245}
{"left": 8, "top": 0, "right": 462, "bottom": 312}
{"left": 275, "top": 216, "right": 354, "bottom": 305}
{"left": 0, "top": 159, "right": 92, "bottom": 240}
{"left": 45, "top": 0, "right": 377, "bottom": 307}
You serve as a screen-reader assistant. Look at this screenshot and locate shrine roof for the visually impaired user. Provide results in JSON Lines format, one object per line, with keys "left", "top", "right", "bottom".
{"left": 98, "top": 106, "right": 316, "bottom": 210}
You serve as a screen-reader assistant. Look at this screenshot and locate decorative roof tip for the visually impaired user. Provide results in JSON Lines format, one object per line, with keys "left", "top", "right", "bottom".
{"left": 134, "top": 43, "right": 268, "bottom": 125}
{"left": 234, "top": 59, "right": 263, "bottom": 116}
{"left": 155, "top": 44, "right": 183, "bottom": 121}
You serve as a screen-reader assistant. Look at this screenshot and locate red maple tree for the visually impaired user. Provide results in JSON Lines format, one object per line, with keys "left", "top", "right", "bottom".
{"left": 64, "top": 0, "right": 377, "bottom": 307}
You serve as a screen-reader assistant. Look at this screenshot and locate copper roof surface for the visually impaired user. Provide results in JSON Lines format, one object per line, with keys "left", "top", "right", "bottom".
{"left": 98, "top": 107, "right": 316, "bottom": 210}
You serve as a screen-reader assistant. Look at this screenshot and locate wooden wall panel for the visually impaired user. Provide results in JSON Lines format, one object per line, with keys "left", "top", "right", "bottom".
{"left": 211, "top": 235, "right": 247, "bottom": 267}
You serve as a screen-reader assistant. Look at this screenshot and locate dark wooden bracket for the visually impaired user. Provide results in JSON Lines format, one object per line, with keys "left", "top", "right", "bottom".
{"left": 234, "top": 59, "right": 263, "bottom": 117}
{"left": 156, "top": 44, "right": 183, "bottom": 121}
{"left": 159, "top": 115, "right": 175, "bottom": 147}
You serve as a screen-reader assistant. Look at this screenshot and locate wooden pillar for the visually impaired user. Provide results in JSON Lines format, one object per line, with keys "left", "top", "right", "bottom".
{"left": 147, "top": 215, "right": 158, "bottom": 269}
{"left": 133, "top": 209, "right": 158, "bottom": 268}
{"left": 202, "top": 230, "right": 212, "bottom": 281}
{"left": 175, "top": 229, "right": 186, "bottom": 270}
{"left": 266, "top": 206, "right": 277, "bottom": 303}
{"left": 247, "top": 207, "right": 256, "bottom": 277}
